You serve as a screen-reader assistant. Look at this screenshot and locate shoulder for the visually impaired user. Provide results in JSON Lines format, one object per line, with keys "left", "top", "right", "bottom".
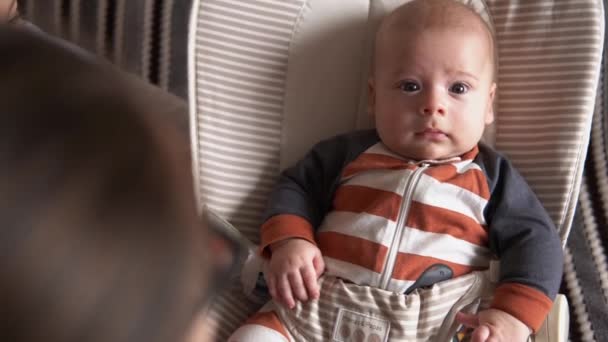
{"left": 475, "top": 143, "right": 510, "bottom": 168}
{"left": 475, "top": 143, "right": 514, "bottom": 176}
{"left": 311, "top": 129, "right": 380, "bottom": 158}
{"left": 474, "top": 143, "right": 528, "bottom": 194}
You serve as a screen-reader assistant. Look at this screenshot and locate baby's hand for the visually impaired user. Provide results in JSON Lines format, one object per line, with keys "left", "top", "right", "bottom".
{"left": 456, "top": 309, "right": 531, "bottom": 342}
{"left": 264, "top": 238, "right": 325, "bottom": 309}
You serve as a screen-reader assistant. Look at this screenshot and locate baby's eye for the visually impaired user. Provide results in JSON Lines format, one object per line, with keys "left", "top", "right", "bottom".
{"left": 449, "top": 82, "right": 469, "bottom": 94}
{"left": 399, "top": 81, "right": 420, "bottom": 92}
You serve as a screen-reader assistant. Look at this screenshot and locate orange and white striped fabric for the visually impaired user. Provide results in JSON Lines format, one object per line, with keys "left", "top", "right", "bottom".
{"left": 316, "top": 143, "right": 492, "bottom": 293}
{"left": 257, "top": 132, "right": 559, "bottom": 332}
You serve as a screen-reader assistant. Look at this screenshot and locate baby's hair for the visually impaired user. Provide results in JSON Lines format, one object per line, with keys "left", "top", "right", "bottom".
{"left": 374, "top": 0, "right": 497, "bottom": 81}
{"left": 0, "top": 28, "right": 205, "bottom": 342}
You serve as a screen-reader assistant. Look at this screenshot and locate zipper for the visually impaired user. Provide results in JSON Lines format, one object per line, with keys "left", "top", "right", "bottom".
{"left": 378, "top": 163, "right": 429, "bottom": 290}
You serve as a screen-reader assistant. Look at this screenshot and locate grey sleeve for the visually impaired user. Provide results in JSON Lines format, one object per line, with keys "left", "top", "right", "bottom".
{"left": 480, "top": 146, "right": 564, "bottom": 299}
{"left": 263, "top": 130, "right": 380, "bottom": 229}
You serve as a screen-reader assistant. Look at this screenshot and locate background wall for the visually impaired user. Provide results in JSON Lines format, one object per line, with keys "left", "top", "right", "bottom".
{"left": 19, "top": 0, "right": 192, "bottom": 99}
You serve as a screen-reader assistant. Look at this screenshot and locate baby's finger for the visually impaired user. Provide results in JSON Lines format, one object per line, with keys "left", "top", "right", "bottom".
{"left": 277, "top": 276, "right": 295, "bottom": 309}
{"left": 288, "top": 271, "right": 308, "bottom": 302}
{"left": 313, "top": 255, "right": 325, "bottom": 277}
{"left": 301, "top": 266, "right": 320, "bottom": 299}
{"left": 470, "top": 325, "right": 491, "bottom": 342}
{"left": 455, "top": 312, "right": 479, "bottom": 328}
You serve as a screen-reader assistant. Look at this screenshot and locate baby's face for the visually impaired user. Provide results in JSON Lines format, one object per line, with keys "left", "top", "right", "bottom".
{"left": 369, "top": 27, "right": 495, "bottom": 160}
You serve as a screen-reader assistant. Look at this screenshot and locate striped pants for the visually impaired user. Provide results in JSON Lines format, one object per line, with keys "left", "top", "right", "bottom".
{"left": 229, "top": 271, "right": 494, "bottom": 342}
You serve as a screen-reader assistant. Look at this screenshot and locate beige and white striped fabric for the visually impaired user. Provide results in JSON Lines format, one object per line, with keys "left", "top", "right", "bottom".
{"left": 188, "top": 1, "right": 307, "bottom": 338}
{"left": 487, "top": 0, "right": 604, "bottom": 243}
{"left": 188, "top": 0, "right": 306, "bottom": 243}
{"left": 188, "top": 0, "right": 604, "bottom": 339}
{"left": 268, "top": 273, "right": 494, "bottom": 342}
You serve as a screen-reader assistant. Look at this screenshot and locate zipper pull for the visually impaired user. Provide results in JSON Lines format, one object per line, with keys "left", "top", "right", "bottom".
{"left": 404, "top": 264, "right": 453, "bottom": 295}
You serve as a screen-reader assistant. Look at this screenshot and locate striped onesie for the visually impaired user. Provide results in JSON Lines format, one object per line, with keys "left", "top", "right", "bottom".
{"left": 232, "top": 129, "right": 562, "bottom": 341}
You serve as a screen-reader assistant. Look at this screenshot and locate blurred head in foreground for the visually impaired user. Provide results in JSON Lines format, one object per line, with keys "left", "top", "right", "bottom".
{"left": 0, "top": 27, "right": 234, "bottom": 342}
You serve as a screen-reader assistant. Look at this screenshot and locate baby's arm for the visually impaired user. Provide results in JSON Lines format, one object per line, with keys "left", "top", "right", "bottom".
{"left": 265, "top": 238, "right": 325, "bottom": 308}
{"left": 456, "top": 309, "right": 531, "bottom": 342}
{"left": 479, "top": 145, "right": 563, "bottom": 333}
{"left": 258, "top": 133, "right": 378, "bottom": 307}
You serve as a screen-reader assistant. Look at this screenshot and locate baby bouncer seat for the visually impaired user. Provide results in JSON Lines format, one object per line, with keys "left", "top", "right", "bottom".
{"left": 187, "top": 0, "right": 605, "bottom": 340}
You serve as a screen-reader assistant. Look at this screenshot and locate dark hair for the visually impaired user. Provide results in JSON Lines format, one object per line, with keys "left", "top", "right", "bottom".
{"left": 0, "top": 28, "right": 207, "bottom": 342}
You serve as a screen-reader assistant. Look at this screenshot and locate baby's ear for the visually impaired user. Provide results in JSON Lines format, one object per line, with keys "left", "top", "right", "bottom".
{"left": 367, "top": 78, "right": 376, "bottom": 118}
{"left": 485, "top": 83, "right": 496, "bottom": 125}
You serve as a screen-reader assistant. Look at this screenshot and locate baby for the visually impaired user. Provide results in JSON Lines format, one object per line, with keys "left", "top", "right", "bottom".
{"left": 231, "top": 0, "right": 563, "bottom": 341}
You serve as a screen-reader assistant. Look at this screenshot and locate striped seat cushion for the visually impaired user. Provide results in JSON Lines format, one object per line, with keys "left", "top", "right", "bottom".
{"left": 188, "top": 1, "right": 306, "bottom": 337}
{"left": 188, "top": 0, "right": 603, "bottom": 339}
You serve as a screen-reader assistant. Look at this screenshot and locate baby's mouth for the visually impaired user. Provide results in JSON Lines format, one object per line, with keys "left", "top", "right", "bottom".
{"left": 415, "top": 128, "right": 448, "bottom": 140}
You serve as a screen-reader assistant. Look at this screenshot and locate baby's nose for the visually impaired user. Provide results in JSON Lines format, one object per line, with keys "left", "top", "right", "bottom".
{"left": 419, "top": 90, "right": 446, "bottom": 116}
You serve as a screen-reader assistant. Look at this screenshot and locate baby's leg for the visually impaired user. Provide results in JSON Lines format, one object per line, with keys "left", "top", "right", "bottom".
{"left": 228, "top": 311, "right": 291, "bottom": 342}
